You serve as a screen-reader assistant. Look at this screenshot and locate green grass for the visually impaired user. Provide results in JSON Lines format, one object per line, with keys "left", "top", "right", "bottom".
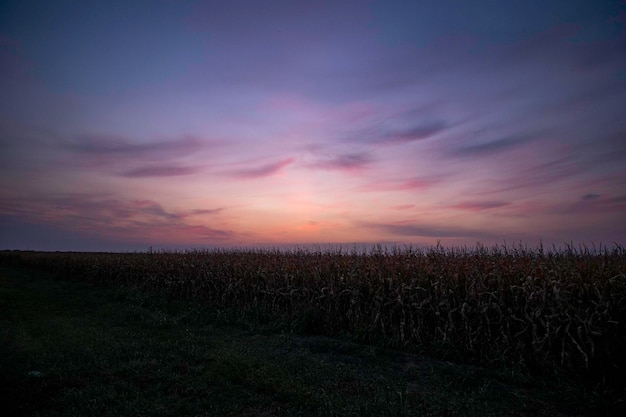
{"left": 0, "top": 265, "right": 595, "bottom": 416}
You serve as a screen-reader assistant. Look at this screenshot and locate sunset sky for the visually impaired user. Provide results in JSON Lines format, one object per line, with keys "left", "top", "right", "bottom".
{"left": 1, "top": 0, "right": 625, "bottom": 251}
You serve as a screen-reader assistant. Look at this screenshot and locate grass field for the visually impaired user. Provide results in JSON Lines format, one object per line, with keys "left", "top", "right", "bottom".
{"left": 1, "top": 244, "right": 624, "bottom": 415}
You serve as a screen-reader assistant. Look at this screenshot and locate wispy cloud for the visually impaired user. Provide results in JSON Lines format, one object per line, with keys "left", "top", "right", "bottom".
{"left": 55, "top": 134, "right": 215, "bottom": 179}
{"left": 141, "top": 202, "right": 223, "bottom": 221}
{"left": 308, "top": 153, "right": 372, "bottom": 171}
{"left": 64, "top": 134, "right": 203, "bottom": 160}
{"left": 130, "top": 200, "right": 180, "bottom": 221}
{"left": 50, "top": 195, "right": 223, "bottom": 223}
{"left": 343, "top": 121, "right": 448, "bottom": 146}
{"left": 165, "top": 224, "right": 235, "bottom": 241}
{"left": 189, "top": 208, "right": 224, "bottom": 216}
{"left": 484, "top": 156, "right": 580, "bottom": 193}
{"left": 0, "top": 214, "right": 137, "bottom": 252}
{"left": 122, "top": 165, "right": 201, "bottom": 178}
{"left": 359, "top": 176, "right": 439, "bottom": 192}
{"left": 581, "top": 193, "right": 601, "bottom": 201}
{"left": 448, "top": 133, "right": 540, "bottom": 158}
{"left": 363, "top": 221, "right": 497, "bottom": 239}
{"left": 3, "top": 1, "right": 625, "bottom": 249}
{"left": 574, "top": 130, "right": 626, "bottom": 167}
{"left": 0, "top": 193, "right": 234, "bottom": 244}
{"left": 495, "top": 194, "right": 626, "bottom": 220}
{"left": 231, "top": 157, "right": 295, "bottom": 179}
{"left": 546, "top": 194, "right": 626, "bottom": 216}
{"left": 378, "top": 122, "right": 448, "bottom": 144}
{"left": 447, "top": 200, "right": 511, "bottom": 211}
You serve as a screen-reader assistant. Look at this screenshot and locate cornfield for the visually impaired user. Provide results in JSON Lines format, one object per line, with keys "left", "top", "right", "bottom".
{"left": 2, "top": 244, "right": 625, "bottom": 402}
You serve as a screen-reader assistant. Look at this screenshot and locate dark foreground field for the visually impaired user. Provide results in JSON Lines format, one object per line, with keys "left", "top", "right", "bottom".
{"left": 0, "top": 266, "right": 587, "bottom": 417}
{"left": 1, "top": 246, "right": 624, "bottom": 416}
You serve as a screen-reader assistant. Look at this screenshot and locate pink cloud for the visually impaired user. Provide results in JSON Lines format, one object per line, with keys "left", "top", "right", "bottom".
{"left": 359, "top": 177, "right": 438, "bottom": 192}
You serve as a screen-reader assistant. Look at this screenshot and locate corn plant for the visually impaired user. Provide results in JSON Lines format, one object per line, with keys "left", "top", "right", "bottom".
{"left": 3, "top": 243, "right": 625, "bottom": 403}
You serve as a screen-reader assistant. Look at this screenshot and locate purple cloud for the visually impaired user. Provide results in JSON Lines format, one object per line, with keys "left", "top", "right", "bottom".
{"left": 447, "top": 201, "right": 511, "bottom": 211}
{"left": 64, "top": 134, "right": 203, "bottom": 160}
{"left": 132, "top": 201, "right": 223, "bottom": 221}
{"left": 231, "top": 157, "right": 295, "bottom": 179}
{"left": 45, "top": 194, "right": 224, "bottom": 224}
{"left": 189, "top": 208, "right": 224, "bottom": 216}
{"left": 379, "top": 122, "right": 448, "bottom": 144}
{"left": 2, "top": 0, "right": 625, "bottom": 250}
{"left": 343, "top": 120, "right": 449, "bottom": 146}
{"left": 581, "top": 193, "right": 601, "bottom": 201}
{"left": 484, "top": 156, "right": 580, "bottom": 194}
{"left": 359, "top": 176, "right": 439, "bottom": 192}
{"left": 2, "top": 194, "right": 236, "bottom": 246}
{"left": 177, "top": 224, "right": 236, "bottom": 241}
{"left": 309, "top": 153, "right": 372, "bottom": 171}
{"left": 546, "top": 194, "right": 626, "bottom": 216}
{"left": 448, "top": 133, "right": 540, "bottom": 158}
{"left": 50, "top": 133, "right": 224, "bottom": 179}
{"left": 0, "top": 214, "right": 141, "bottom": 252}
{"left": 574, "top": 130, "right": 626, "bottom": 167}
{"left": 122, "top": 165, "right": 201, "bottom": 178}
{"left": 364, "top": 221, "right": 498, "bottom": 239}
{"left": 131, "top": 200, "right": 180, "bottom": 220}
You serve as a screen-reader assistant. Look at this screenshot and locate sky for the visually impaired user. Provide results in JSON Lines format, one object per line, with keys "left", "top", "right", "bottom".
{"left": 1, "top": 0, "right": 625, "bottom": 251}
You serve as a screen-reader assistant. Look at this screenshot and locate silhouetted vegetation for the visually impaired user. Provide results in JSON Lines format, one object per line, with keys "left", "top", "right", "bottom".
{"left": 2, "top": 243, "right": 624, "bottom": 414}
